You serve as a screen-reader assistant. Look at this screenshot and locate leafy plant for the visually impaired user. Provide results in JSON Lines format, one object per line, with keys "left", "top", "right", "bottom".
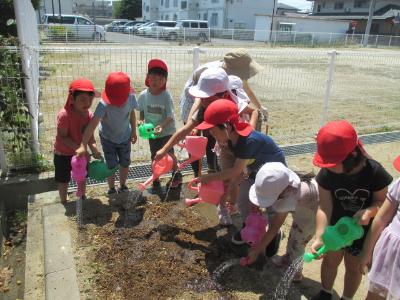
{"left": 48, "top": 25, "right": 75, "bottom": 40}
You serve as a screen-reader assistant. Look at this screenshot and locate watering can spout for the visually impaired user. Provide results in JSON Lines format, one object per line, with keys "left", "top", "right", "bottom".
{"left": 184, "top": 198, "right": 202, "bottom": 206}
{"left": 177, "top": 136, "right": 208, "bottom": 171}
{"left": 139, "top": 154, "right": 174, "bottom": 191}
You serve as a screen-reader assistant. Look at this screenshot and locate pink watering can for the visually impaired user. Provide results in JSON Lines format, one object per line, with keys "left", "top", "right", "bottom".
{"left": 177, "top": 136, "right": 208, "bottom": 171}
{"left": 138, "top": 154, "right": 174, "bottom": 191}
{"left": 239, "top": 212, "right": 268, "bottom": 266}
{"left": 71, "top": 155, "right": 87, "bottom": 197}
{"left": 185, "top": 177, "right": 225, "bottom": 206}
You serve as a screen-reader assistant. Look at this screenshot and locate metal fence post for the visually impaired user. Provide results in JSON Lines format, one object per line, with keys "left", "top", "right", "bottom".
{"left": 389, "top": 35, "right": 392, "bottom": 47}
{"left": 321, "top": 50, "right": 338, "bottom": 127}
{"left": 311, "top": 32, "right": 315, "bottom": 46}
{"left": 375, "top": 35, "right": 379, "bottom": 47}
{"left": 0, "top": 137, "right": 7, "bottom": 176}
{"left": 192, "top": 46, "right": 200, "bottom": 71}
{"left": 231, "top": 29, "right": 234, "bottom": 40}
{"left": 329, "top": 33, "right": 332, "bottom": 45}
{"left": 345, "top": 34, "right": 348, "bottom": 46}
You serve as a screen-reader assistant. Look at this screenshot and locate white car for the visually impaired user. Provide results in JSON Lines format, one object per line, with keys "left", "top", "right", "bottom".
{"left": 41, "top": 14, "right": 105, "bottom": 41}
{"left": 163, "top": 20, "right": 209, "bottom": 41}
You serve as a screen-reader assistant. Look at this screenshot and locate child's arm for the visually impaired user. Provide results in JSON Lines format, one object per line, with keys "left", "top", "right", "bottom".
{"left": 130, "top": 111, "right": 137, "bottom": 144}
{"left": 57, "top": 127, "right": 80, "bottom": 151}
{"left": 310, "top": 185, "right": 332, "bottom": 254}
{"left": 243, "top": 80, "right": 261, "bottom": 109}
{"left": 76, "top": 116, "right": 101, "bottom": 157}
{"left": 155, "top": 117, "right": 173, "bottom": 134}
{"left": 354, "top": 187, "right": 388, "bottom": 225}
{"left": 139, "top": 111, "right": 144, "bottom": 123}
{"left": 359, "top": 197, "right": 398, "bottom": 274}
{"left": 88, "top": 135, "right": 102, "bottom": 159}
{"left": 241, "top": 105, "right": 259, "bottom": 129}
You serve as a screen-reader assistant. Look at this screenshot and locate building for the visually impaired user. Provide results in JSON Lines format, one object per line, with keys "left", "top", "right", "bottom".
{"left": 276, "top": 3, "right": 300, "bottom": 15}
{"left": 142, "top": 0, "right": 275, "bottom": 29}
{"left": 307, "top": 0, "right": 400, "bottom": 35}
{"left": 39, "top": 0, "right": 73, "bottom": 16}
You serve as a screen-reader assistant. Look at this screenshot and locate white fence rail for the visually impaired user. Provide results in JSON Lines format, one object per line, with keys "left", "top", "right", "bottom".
{"left": 37, "top": 25, "right": 400, "bottom": 48}
{"left": 1, "top": 45, "right": 400, "bottom": 171}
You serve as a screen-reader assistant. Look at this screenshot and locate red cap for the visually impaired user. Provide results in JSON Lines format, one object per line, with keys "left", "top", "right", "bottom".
{"left": 65, "top": 78, "right": 99, "bottom": 109}
{"left": 196, "top": 99, "right": 253, "bottom": 136}
{"left": 145, "top": 59, "right": 168, "bottom": 90}
{"left": 393, "top": 155, "right": 400, "bottom": 172}
{"left": 102, "top": 72, "right": 133, "bottom": 107}
{"left": 313, "top": 120, "right": 364, "bottom": 168}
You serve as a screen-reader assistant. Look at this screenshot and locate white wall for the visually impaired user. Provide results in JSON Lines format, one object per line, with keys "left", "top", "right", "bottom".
{"left": 226, "top": 0, "right": 275, "bottom": 29}
{"left": 254, "top": 15, "right": 272, "bottom": 41}
{"left": 43, "top": 0, "right": 73, "bottom": 15}
{"left": 313, "top": 0, "right": 397, "bottom": 14}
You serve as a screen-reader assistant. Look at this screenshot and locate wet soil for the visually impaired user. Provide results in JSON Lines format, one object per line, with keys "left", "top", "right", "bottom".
{"left": 0, "top": 210, "right": 26, "bottom": 299}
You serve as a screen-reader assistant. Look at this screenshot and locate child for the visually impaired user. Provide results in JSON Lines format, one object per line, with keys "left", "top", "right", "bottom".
{"left": 310, "top": 120, "right": 392, "bottom": 300}
{"left": 196, "top": 99, "right": 286, "bottom": 239}
{"left": 359, "top": 154, "right": 400, "bottom": 300}
{"left": 54, "top": 78, "right": 101, "bottom": 203}
{"left": 138, "top": 59, "right": 182, "bottom": 189}
{"left": 76, "top": 72, "right": 138, "bottom": 194}
{"left": 242, "top": 162, "right": 319, "bottom": 282}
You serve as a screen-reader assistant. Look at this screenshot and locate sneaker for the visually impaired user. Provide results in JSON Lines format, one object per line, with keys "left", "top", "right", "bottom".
{"left": 118, "top": 185, "right": 129, "bottom": 193}
{"left": 107, "top": 187, "right": 117, "bottom": 195}
{"left": 231, "top": 230, "right": 246, "bottom": 246}
{"left": 217, "top": 206, "right": 233, "bottom": 226}
{"left": 311, "top": 290, "right": 333, "bottom": 300}
{"left": 166, "top": 172, "right": 182, "bottom": 188}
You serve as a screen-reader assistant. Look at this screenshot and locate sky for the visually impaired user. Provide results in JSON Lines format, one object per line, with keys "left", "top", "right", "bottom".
{"left": 279, "top": 0, "right": 313, "bottom": 11}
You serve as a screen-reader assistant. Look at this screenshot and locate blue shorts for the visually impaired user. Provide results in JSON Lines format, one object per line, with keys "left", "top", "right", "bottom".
{"left": 100, "top": 135, "right": 131, "bottom": 169}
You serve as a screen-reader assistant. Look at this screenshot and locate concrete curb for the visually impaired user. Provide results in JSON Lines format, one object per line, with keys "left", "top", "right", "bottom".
{"left": 25, "top": 191, "right": 80, "bottom": 300}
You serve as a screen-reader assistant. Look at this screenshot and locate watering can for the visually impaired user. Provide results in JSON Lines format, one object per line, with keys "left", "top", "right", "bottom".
{"left": 177, "top": 136, "right": 208, "bottom": 171}
{"left": 303, "top": 216, "right": 364, "bottom": 263}
{"left": 184, "top": 177, "right": 225, "bottom": 206}
{"left": 88, "top": 159, "right": 118, "bottom": 181}
{"left": 138, "top": 123, "right": 156, "bottom": 139}
{"left": 71, "top": 155, "right": 87, "bottom": 197}
{"left": 138, "top": 154, "right": 174, "bottom": 191}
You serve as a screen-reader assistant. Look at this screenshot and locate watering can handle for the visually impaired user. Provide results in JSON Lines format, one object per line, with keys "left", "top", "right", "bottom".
{"left": 187, "top": 177, "right": 200, "bottom": 192}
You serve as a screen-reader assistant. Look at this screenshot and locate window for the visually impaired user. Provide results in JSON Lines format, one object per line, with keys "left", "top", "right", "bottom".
{"left": 191, "top": 22, "right": 199, "bottom": 28}
{"left": 47, "top": 16, "right": 75, "bottom": 24}
{"left": 279, "top": 23, "right": 294, "bottom": 32}
{"left": 173, "top": 14, "right": 177, "bottom": 20}
{"left": 165, "top": 0, "right": 169, "bottom": 8}
{"left": 212, "top": 0, "right": 219, "bottom": 3}
{"left": 317, "top": 4, "right": 321, "bottom": 12}
{"left": 354, "top": 0, "right": 368, "bottom": 8}
{"left": 211, "top": 13, "right": 218, "bottom": 26}
{"left": 173, "top": 0, "right": 178, "bottom": 7}
{"left": 146, "top": 5, "right": 149, "bottom": 12}
{"left": 165, "top": 14, "right": 169, "bottom": 20}
{"left": 161, "top": 0, "right": 163, "bottom": 5}
{"left": 77, "top": 17, "right": 92, "bottom": 25}
{"left": 334, "top": 1, "right": 344, "bottom": 9}
{"left": 181, "top": 1, "right": 187, "bottom": 9}
{"left": 199, "top": 22, "right": 208, "bottom": 28}
{"left": 182, "top": 21, "right": 189, "bottom": 27}
{"left": 203, "top": 13, "right": 208, "bottom": 21}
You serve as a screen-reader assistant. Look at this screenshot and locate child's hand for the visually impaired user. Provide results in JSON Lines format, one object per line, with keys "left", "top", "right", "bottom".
{"left": 245, "top": 248, "right": 261, "bottom": 265}
{"left": 92, "top": 151, "right": 102, "bottom": 160}
{"left": 198, "top": 175, "right": 211, "bottom": 184}
{"left": 137, "top": 120, "right": 144, "bottom": 126}
{"left": 310, "top": 238, "right": 324, "bottom": 259}
{"left": 190, "top": 128, "right": 199, "bottom": 136}
{"left": 358, "top": 251, "right": 372, "bottom": 275}
{"left": 353, "top": 209, "right": 373, "bottom": 226}
{"left": 154, "top": 125, "right": 163, "bottom": 135}
{"left": 75, "top": 145, "right": 87, "bottom": 157}
{"left": 130, "top": 132, "right": 137, "bottom": 144}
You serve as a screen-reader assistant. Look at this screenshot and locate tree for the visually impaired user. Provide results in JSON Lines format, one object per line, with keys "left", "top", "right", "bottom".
{"left": 0, "top": 0, "right": 40, "bottom": 36}
{"left": 114, "top": 0, "right": 142, "bottom": 20}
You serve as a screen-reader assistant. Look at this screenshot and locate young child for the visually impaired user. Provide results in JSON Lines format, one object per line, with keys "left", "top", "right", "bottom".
{"left": 310, "top": 120, "right": 392, "bottom": 300}
{"left": 242, "top": 162, "right": 319, "bottom": 282}
{"left": 54, "top": 78, "right": 101, "bottom": 203}
{"left": 76, "top": 72, "right": 138, "bottom": 194}
{"left": 138, "top": 59, "right": 182, "bottom": 189}
{"left": 359, "top": 155, "right": 400, "bottom": 300}
{"left": 196, "top": 99, "right": 286, "bottom": 239}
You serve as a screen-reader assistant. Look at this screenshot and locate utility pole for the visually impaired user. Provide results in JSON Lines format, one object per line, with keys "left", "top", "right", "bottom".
{"left": 363, "top": 0, "right": 376, "bottom": 47}
{"left": 269, "top": 0, "right": 277, "bottom": 42}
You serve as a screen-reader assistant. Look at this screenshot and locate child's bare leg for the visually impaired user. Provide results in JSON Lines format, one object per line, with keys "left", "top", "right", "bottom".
{"left": 321, "top": 250, "right": 344, "bottom": 292}
{"left": 119, "top": 166, "right": 129, "bottom": 187}
{"left": 343, "top": 252, "right": 363, "bottom": 298}
{"left": 58, "top": 183, "right": 68, "bottom": 203}
{"left": 107, "top": 174, "right": 116, "bottom": 189}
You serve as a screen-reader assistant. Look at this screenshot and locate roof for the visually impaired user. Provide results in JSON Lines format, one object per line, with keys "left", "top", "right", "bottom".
{"left": 277, "top": 3, "right": 300, "bottom": 11}
{"left": 310, "top": 4, "right": 400, "bottom": 19}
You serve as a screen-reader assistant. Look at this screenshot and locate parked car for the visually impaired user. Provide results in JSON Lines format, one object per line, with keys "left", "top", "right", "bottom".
{"left": 122, "top": 21, "right": 146, "bottom": 34}
{"left": 41, "top": 14, "right": 106, "bottom": 41}
{"left": 104, "top": 20, "right": 130, "bottom": 32}
{"left": 136, "top": 22, "right": 154, "bottom": 36}
{"left": 138, "top": 21, "right": 176, "bottom": 37}
{"left": 163, "top": 20, "right": 209, "bottom": 41}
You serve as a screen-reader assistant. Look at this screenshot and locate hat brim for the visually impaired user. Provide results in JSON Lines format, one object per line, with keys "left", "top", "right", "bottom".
{"left": 196, "top": 121, "right": 215, "bottom": 131}
{"left": 393, "top": 155, "right": 400, "bottom": 172}
{"left": 249, "top": 183, "right": 277, "bottom": 208}
{"left": 188, "top": 85, "right": 214, "bottom": 99}
{"left": 225, "top": 60, "right": 264, "bottom": 81}
{"left": 234, "top": 122, "right": 253, "bottom": 137}
{"left": 101, "top": 88, "right": 133, "bottom": 107}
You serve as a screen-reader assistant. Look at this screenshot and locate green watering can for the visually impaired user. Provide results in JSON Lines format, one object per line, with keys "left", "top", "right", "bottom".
{"left": 138, "top": 123, "right": 156, "bottom": 139}
{"left": 88, "top": 159, "right": 118, "bottom": 181}
{"left": 304, "top": 216, "right": 364, "bottom": 263}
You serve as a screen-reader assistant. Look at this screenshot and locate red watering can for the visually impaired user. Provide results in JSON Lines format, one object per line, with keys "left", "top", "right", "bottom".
{"left": 185, "top": 177, "right": 225, "bottom": 206}
{"left": 138, "top": 154, "right": 174, "bottom": 191}
{"left": 177, "top": 136, "right": 208, "bottom": 171}
{"left": 71, "top": 155, "right": 87, "bottom": 197}
{"left": 239, "top": 212, "right": 268, "bottom": 266}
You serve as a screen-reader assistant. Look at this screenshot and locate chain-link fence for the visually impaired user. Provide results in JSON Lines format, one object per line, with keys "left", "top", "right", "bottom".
{"left": 1, "top": 45, "right": 400, "bottom": 172}
{"left": 38, "top": 25, "right": 400, "bottom": 49}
